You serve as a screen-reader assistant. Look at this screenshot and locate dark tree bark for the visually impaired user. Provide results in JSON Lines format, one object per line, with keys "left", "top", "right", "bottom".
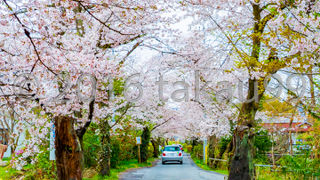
{"left": 141, "top": 127, "right": 151, "bottom": 163}
{"left": 229, "top": 133, "right": 254, "bottom": 180}
{"left": 97, "top": 120, "right": 111, "bottom": 176}
{"left": 55, "top": 116, "right": 82, "bottom": 180}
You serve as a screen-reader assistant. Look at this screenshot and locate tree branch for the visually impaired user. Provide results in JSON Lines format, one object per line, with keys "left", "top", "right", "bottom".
{"left": 75, "top": 0, "right": 135, "bottom": 36}
{"left": 110, "top": 103, "right": 132, "bottom": 128}
{"left": 3, "top": 0, "right": 56, "bottom": 75}
{"left": 76, "top": 99, "right": 95, "bottom": 139}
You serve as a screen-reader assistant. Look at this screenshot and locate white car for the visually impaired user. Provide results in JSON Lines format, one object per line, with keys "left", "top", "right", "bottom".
{"left": 161, "top": 145, "right": 183, "bottom": 164}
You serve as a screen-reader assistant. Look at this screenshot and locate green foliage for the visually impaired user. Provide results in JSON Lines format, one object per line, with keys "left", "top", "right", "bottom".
{"left": 83, "top": 123, "right": 100, "bottom": 168}
{"left": 116, "top": 133, "right": 137, "bottom": 161}
{"left": 22, "top": 130, "right": 56, "bottom": 179}
{"left": 255, "top": 134, "right": 318, "bottom": 180}
{"left": 278, "top": 151, "right": 320, "bottom": 178}
{"left": 253, "top": 129, "right": 272, "bottom": 163}
{"left": 191, "top": 138, "right": 199, "bottom": 152}
{"left": 112, "top": 118, "right": 138, "bottom": 161}
{"left": 147, "top": 143, "right": 154, "bottom": 158}
{"left": 255, "top": 167, "right": 288, "bottom": 180}
{"left": 33, "top": 150, "right": 55, "bottom": 179}
{"left": 0, "top": 166, "right": 20, "bottom": 179}
{"left": 110, "top": 138, "right": 120, "bottom": 168}
{"left": 0, "top": 135, "right": 56, "bottom": 179}
{"left": 16, "top": 144, "right": 56, "bottom": 179}
{"left": 218, "top": 135, "right": 232, "bottom": 156}
{"left": 112, "top": 78, "right": 125, "bottom": 96}
{"left": 260, "top": 96, "right": 295, "bottom": 115}
{"left": 192, "top": 143, "right": 203, "bottom": 159}
{"left": 181, "top": 142, "right": 192, "bottom": 153}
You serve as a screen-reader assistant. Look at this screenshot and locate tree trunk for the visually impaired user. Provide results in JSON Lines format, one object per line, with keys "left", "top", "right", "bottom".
{"left": 55, "top": 116, "right": 82, "bottom": 180}
{"left": 207, "top": 135, "right": 216, "bottom": 168}
{"left": 10, "top": 144, "right": 15, "bottom": 158}
{"left": 141, "top": 127, "right": 151, "bottom": 163}
{"left": 98, "top": 121, "right": 111, "bottom": 176}
{"left": 228, "top": 78, "right": 264, "bottom": 180}
{"left": 228, "top": 108, "right": 256, "bottom": 180}
{"left": 229, "top": 133, "right": 255, "bottom": 180}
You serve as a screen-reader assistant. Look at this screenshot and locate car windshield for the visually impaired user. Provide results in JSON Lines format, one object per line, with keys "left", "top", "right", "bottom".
{"left": 164, "top": 146, "right": 180, "bottom": 151}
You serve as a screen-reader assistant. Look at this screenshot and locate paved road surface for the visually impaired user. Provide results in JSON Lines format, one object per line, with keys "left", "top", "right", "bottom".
{"left": 120, "top": 154, "right": 226, "bottom": 180}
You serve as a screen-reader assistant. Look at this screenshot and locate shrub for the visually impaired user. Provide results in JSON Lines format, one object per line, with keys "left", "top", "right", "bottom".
{"left": 253, "top": 129, "right": 272, "bottom": 163}
{"left": 278, "top": 150, "right": 320, "bottom": 179}
{"left": 186, "top": 145, "right": 192, "bottom": 153}
{"left": 83, "top": 124, "right": 100, "bottom": 168}
{"left": 110, "top": 138, "right": 120, "bottom": 168}
{"left": 21, "top": 143, "right": 56, "bottom": 179}
{"left": 217, "top": 136, "right": 232, "bottom": 156}
{"left": 147, "top": 143, "right": 154, "bottom": 158}
{"left": 192, "top": 143, "right": 203, "bottom": 159}
{"left": 117, "top": 133, "right": 137, "bottom": 161}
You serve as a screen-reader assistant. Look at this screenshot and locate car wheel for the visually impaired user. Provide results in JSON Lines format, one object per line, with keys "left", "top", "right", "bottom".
{"left": 162, "top": 161, "right": 165, "bottom": 165}
{"left": 180, "top": 161, "right": 183, "bottom": 164}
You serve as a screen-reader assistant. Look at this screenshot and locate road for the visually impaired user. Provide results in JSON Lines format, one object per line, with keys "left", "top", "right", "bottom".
{"left": 119, "top": 154, "right": 226, "bottom": 180}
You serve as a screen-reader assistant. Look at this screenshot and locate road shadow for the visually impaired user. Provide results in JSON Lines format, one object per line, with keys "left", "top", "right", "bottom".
{"left": 161, "top": 162, "right": 183, "bottom": 165}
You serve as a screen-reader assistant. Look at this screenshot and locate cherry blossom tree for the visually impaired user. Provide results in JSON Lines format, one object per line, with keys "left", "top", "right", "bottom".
{"left": 174, "top": 0, "right": 320, "bottom": 179}
{"left": 0, "top": 0, "right": 170, "bottom": 178}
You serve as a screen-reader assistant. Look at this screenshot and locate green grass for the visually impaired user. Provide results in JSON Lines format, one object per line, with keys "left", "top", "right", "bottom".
{"left": 255, "top": 166, "right": 300, "bottom": 180}
{"left": 2, "top": 157, "right": 11, "bottom": 161}
{"left": 0, "top": 157, "right": 20, "bottom": 180}
{"left": 191, "top": 156, "right": 229, "bottom": 176}
{"left": 213, "top": 169, "right": 229, "bottom": 175}
{"left": 0, "top": 166, "right": 22, "bottom": 180}
{"left": 0, "top": 157, "right": 157, "bottom": 180}
{"left": 84, "top": 158, "right": 157, "bottom": 180}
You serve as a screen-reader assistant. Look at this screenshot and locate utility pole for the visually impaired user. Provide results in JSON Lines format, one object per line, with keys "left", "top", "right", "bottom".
{"left": 203, "top": 137, "right": 207, "bottom": 164}
{"left": 136, "top": 137, "right": 141, "bottom": 163}
{"left": 138, "top": 144, "right": 141, "bottom": 163}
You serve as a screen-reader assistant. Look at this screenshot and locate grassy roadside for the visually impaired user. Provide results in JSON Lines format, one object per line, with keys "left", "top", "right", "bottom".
{"left": 0, "top": 158, "right": 157, "bottom": 180}
{"left": 0, "top": 157, "right": 20, "bottom": 180}
{"left": 0, "top": 161, "right": 54, "bottom": 180}
{"left": 190, "top": 156, "right": 229, "bottom": 176}
{"left": 0, "top": 166, "right": 21, "bottom": 180}
{"left": 83, "top": 157, "right": 158, "bottom": 180}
